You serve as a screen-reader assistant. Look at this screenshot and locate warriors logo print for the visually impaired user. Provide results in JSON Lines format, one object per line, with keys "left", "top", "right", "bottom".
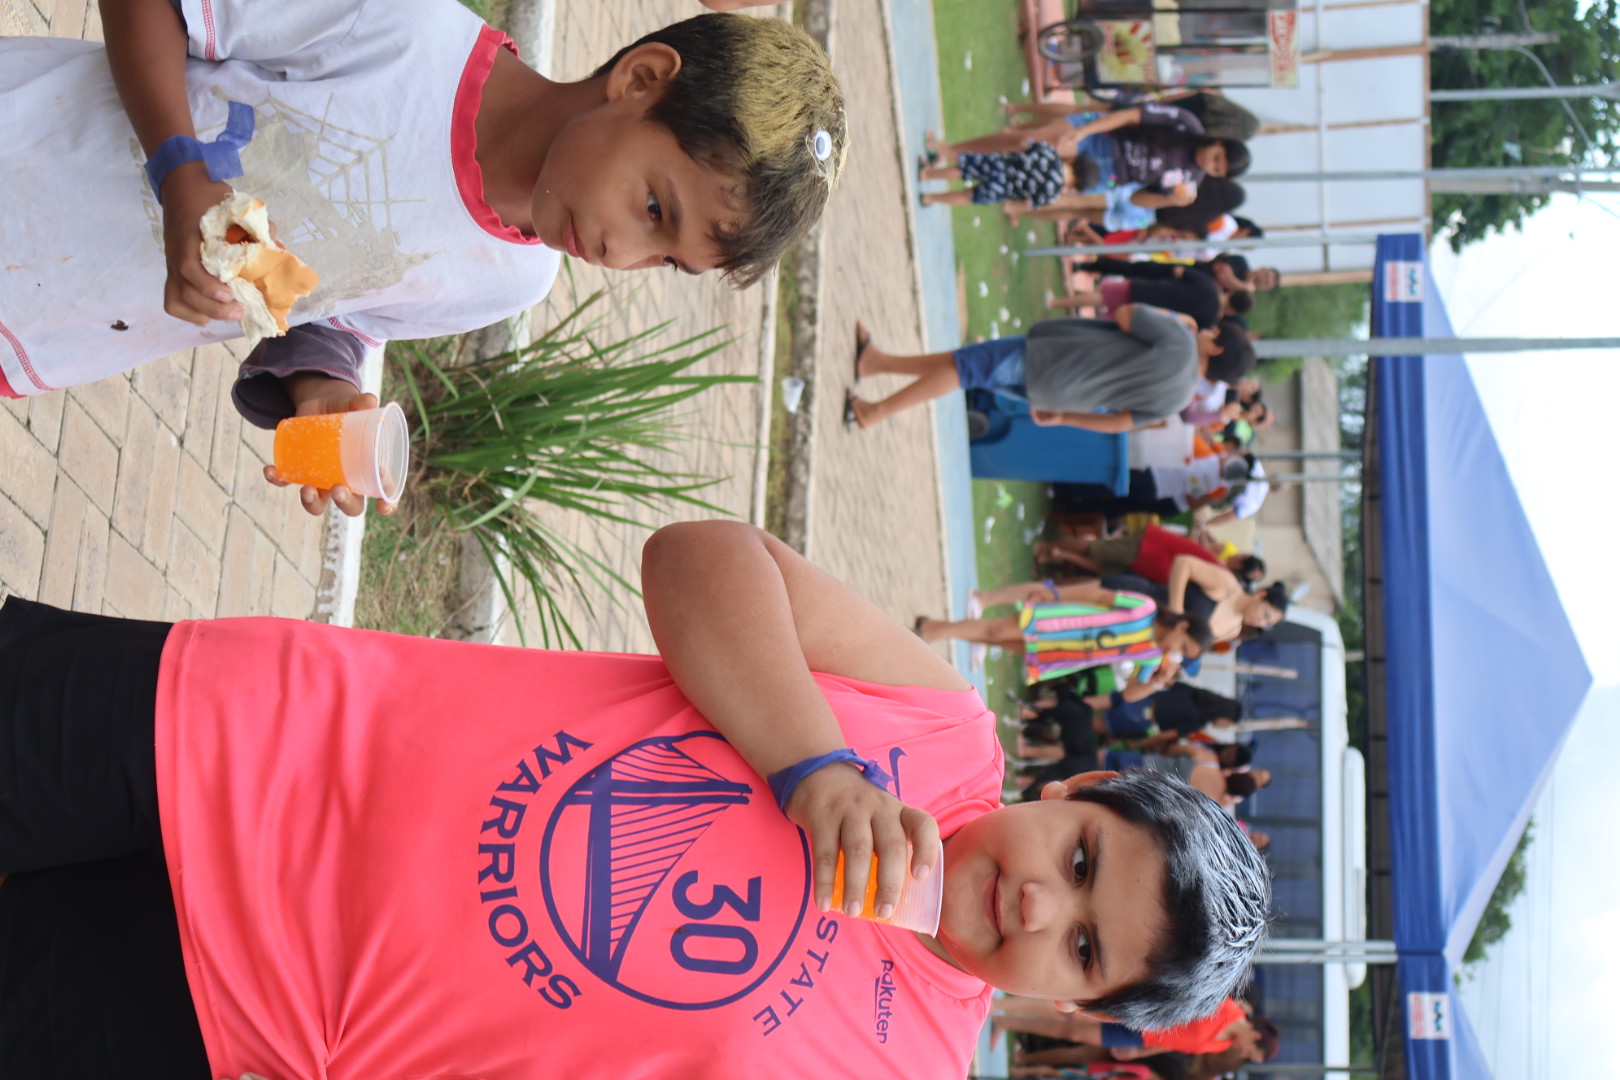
{"left": 538, "top": 732, "right": 812, "bottom": 1010}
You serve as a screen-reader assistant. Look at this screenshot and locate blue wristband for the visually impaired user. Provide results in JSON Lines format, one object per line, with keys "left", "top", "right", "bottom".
{"left": 144, "top": 99, "right": 257, "bottom": 199}
{"left": 767, "top": 748, "right": 895, "bottom": 815}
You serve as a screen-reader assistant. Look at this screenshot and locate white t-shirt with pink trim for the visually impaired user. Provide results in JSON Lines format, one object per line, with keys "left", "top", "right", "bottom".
{"left": 0, "top": 0, "right": 558, "bottom": 398}
{"left": 154, "top": 619, "right": 1002, "bottom": 1080}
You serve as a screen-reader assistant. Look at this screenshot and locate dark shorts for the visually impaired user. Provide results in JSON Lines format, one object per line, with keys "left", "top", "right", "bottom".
{"left": 0, "top": 597, "right": 209, "bottom": 1079}
{"left": 953, "top": 336, "right": 1029, "bottom": 398}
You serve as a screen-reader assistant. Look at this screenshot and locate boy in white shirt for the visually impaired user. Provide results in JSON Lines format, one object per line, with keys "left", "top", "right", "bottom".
{"left": 1, "top": 1, "right": 845, "bottom": 513}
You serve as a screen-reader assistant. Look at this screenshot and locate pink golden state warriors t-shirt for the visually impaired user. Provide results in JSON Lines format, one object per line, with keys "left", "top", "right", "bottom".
{"left": 153, "top": 619, "right": 1002, "bottom": 1080}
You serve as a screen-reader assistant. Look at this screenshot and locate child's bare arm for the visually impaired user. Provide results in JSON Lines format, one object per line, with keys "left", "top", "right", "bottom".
{"left": 1031, "top": 410, "right": 1137, "bottom": 433}
{"left": 102, "top": 0, "right": 243, "bottom": 327}
{"left": 642, "top": 521, "right": 959, "bottom": 916}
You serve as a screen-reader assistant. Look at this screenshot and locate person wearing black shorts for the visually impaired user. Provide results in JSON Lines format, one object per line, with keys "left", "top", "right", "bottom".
{"left": 0, "top": 596, "right": 211, "bottom": 1079}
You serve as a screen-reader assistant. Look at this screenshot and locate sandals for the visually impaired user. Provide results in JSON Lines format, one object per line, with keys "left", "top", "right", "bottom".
{"left": 842, "top": 389, "right": 861, "bottom": 431}
{"left": 853, "top": 323, "right": 872, "bottom": 382}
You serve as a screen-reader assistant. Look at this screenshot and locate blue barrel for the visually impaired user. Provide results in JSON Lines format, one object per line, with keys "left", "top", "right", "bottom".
{"left": 965, "top": 390, "right": 1130, "bottom": 491}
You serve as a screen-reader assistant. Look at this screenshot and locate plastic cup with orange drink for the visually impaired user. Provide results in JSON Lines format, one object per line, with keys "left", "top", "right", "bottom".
{"left": 273, "top": 402, "right": 410, "bottom": 503}
{"left": 829, "top": 848, "right": 944, "bottom": 934}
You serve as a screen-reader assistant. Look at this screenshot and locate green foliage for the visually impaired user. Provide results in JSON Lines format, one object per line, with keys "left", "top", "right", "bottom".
{"left": 1348, "top": 981, "right": 1375, "bottom": 1065}
{"left": 392, "top": 292, "right": 749, "bottom": 648}
{"left": 1430, "top": 0, "right": 1620, "bottom": 249}
{"left": 1460, "top": 821, "right": 1536, "bottom": 971}
{"left": 1245, "top": 283, "right": 1369, "bottom": 380}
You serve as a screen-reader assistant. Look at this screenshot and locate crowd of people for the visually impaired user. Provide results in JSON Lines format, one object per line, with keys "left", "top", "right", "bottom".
{"left": 886, "top": 88, "right": 1305, "bottom": 1072}
{"left": 0, "top": 2, "right": 1290, "bottom": 1079}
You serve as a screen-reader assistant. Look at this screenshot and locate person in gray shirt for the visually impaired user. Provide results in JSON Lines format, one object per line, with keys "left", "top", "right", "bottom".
{"left": 846, "top": 306, "right": 1253, "bottom": 434}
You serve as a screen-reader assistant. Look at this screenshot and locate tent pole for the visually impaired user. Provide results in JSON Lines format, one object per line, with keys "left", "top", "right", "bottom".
{"left": 1255, "top": 335, "right": 1620, "bottom": 358}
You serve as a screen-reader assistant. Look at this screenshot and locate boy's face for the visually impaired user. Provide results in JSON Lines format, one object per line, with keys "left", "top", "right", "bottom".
{"left": 934, "top": 774, "right": 1170, "bottom": 1007}
{"left": 530, "top": 45, "right": 739, "bottom": 274}
{"left": 1195, "top": 142, "right": 1229, "bottom": 177}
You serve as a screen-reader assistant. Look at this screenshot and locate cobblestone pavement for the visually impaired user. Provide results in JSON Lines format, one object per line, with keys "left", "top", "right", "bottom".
{"left": 0, "top": 0, "right": 948, "bottom": 648}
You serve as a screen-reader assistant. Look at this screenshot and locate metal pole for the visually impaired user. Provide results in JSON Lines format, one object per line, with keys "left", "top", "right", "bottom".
{"left": 1244, "top": 165, "right": 1620, "bottom": 183}
{"left": 1431, "top": 178, "right": 1620, "bottom": 194}
{"left": 1430, "top": 31, "right": 1560, "bottom": 49}
{"left": 1254, "top": 336, "right": 1620, "bottom": 359}
{"left": 1026, "top": 233, "right": 1382, "bottom": 259}
{"left": 1254, "top": 450, "right": 1361, "bottom": 461}
{"left": 1260, "top": 938, "right": 1399, "bottom": 964}
{"left": 1239, "top": 1066, "right": 1381, "bottom": 1076}
{"left": 1431, "top": 82, "right": 1620, "bottom": 101}
{"left": 1273, "top": 476, "right": 1359, "bottom": 486}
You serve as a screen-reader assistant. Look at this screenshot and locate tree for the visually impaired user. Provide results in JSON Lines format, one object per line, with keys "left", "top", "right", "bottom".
{"left": 1244, "top": 283, "right": 1369, "bottom": 381}
{"left": 1459, "top": 820, "right": 1535, "bottom": 972}
{"left": 1430, "top": 0, "right": 1620, "bottom": 250}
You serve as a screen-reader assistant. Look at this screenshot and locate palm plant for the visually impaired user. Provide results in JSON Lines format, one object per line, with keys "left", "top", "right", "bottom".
{"left": 392, "top": 290, "right": 748, "bottom": 646}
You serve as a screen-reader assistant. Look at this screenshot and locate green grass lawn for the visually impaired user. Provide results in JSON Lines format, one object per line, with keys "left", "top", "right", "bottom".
{"left": 933, "top": 0, "right": 1060, "bottom": 720}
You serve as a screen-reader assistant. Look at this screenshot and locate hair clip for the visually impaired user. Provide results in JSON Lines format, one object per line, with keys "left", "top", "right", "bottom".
{"left": 811, "top": 130, "right": 833, "bottom": 162}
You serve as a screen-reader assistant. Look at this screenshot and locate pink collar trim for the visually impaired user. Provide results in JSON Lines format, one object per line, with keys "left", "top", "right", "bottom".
{"left": 451, "top": 25, "right": 544, "bottom": 246}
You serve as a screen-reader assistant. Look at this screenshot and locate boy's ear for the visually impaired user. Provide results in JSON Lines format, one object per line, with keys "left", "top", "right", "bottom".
{"left": 605, "top": 42, "right": 683, "bottom": 102}
{"left": 1040, "top": 771, "right": 1119, "bottom": 801}
{"left": 1053, "top": 1000, "right": 1112, "bottom": 1019}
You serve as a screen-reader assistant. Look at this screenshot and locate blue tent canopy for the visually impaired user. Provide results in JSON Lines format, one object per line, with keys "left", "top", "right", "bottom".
{"left": 1373, "top": 234, "right": 1592, "bottom": 1079}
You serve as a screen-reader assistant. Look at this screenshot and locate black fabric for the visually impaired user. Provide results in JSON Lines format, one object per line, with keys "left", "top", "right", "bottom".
{"left": 0, "top": 597, "right": 170, "bottom": 873}
{"left": 1124, "top": 272, "right": 1223, "bottom": 329}
{"left": 1151, "top": 682, "right": 1243, "bottom": 736}
{"left": 1099, "top": 573, "right": 1220, "bottom": 626}
{"left": 232, "top": 320, "right": 370, "bottom": 429}
{"left": 0, "top": 857, "right": 211, "bottom": 1080}
{"left": 0, "top": 598, "right": 203, "bottom": 1079}
{"left": 1051, "top": 470, "right": 1181, "bottom": 520}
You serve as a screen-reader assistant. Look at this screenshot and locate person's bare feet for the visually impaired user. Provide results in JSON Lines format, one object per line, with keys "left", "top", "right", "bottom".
{"left": 853, "top": 320, "right": 873, "bottom": 380}
{"left": 847, "top": 395, "right": 880, "bottom": 430}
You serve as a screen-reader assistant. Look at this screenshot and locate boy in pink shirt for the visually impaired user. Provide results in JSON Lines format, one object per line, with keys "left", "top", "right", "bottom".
{"left": 0, "top": 522, "right": 1270, "bottom": 1080}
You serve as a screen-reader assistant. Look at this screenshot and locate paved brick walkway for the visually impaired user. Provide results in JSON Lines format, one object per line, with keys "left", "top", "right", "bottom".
{"left": 0, "top": 0, "right": 948, "bottom": 646}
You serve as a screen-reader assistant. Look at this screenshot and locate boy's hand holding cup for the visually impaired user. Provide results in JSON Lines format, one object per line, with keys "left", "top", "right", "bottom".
{"left": 266, "top": 373, "right": 408, "bottom": 518}
{"left": 783, "top": 760, "right": 942, "bottom": 931}
{"left": 1169, "top": 181, "right": 1197, "bottom": 207}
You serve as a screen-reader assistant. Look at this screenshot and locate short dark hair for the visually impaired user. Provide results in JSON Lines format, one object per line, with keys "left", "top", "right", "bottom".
{"left": 594, "top": 15, "right": 847, "bottom": 288}
{"left": 1217, "top": 743, "right": 1252, "bottom": 768}
{"left": 1233, "top": 554, "right": 1266, "bottom": 581}
{"left": 1232, "top": 214, "right": 1264, "bottom": 238}
{"left": 1261, "top": 580, "right": 1290, "bottom": 615}
{"left": 1226, "top": 289, "right": 1255, "bottom": 314}
{"left": 1205, "top": 318, "right": 1255, "bottom": 383}
{"left": 1066, "top": 771, "right": 1271, "bottom": 1029}
{"left": 1225, "top": 771, "right": 1259, "bottom": 798}
{"left": 1221, "top": 139, "right": 1251, "bottom": 178}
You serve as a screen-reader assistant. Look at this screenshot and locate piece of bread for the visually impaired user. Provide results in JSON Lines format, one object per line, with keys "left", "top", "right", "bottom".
{"left": 199, "top": 192, "right": 320, "bottom": 348}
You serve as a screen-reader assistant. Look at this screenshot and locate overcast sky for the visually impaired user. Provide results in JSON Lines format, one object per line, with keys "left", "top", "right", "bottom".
{"left": 1427, "top": 192, "right": 1620, "bottom": 1078}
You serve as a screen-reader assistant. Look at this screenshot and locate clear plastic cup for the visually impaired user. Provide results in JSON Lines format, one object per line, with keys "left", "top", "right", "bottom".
{"left": 273, "top": 402, "right": 410, "bottom": 502}
{"left": 829, "top": 849, "right": 944, "bottom": 934}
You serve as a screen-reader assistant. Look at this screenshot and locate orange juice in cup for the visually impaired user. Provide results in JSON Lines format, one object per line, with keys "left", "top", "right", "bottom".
{"left": 829, "top": 848, "right": 943, "bottom": 934}
{"left": 273, "top": 412, "right": 347, "bottom": 489}
{"left": 273, "top": 402, "right": 410, "bottom": 502}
